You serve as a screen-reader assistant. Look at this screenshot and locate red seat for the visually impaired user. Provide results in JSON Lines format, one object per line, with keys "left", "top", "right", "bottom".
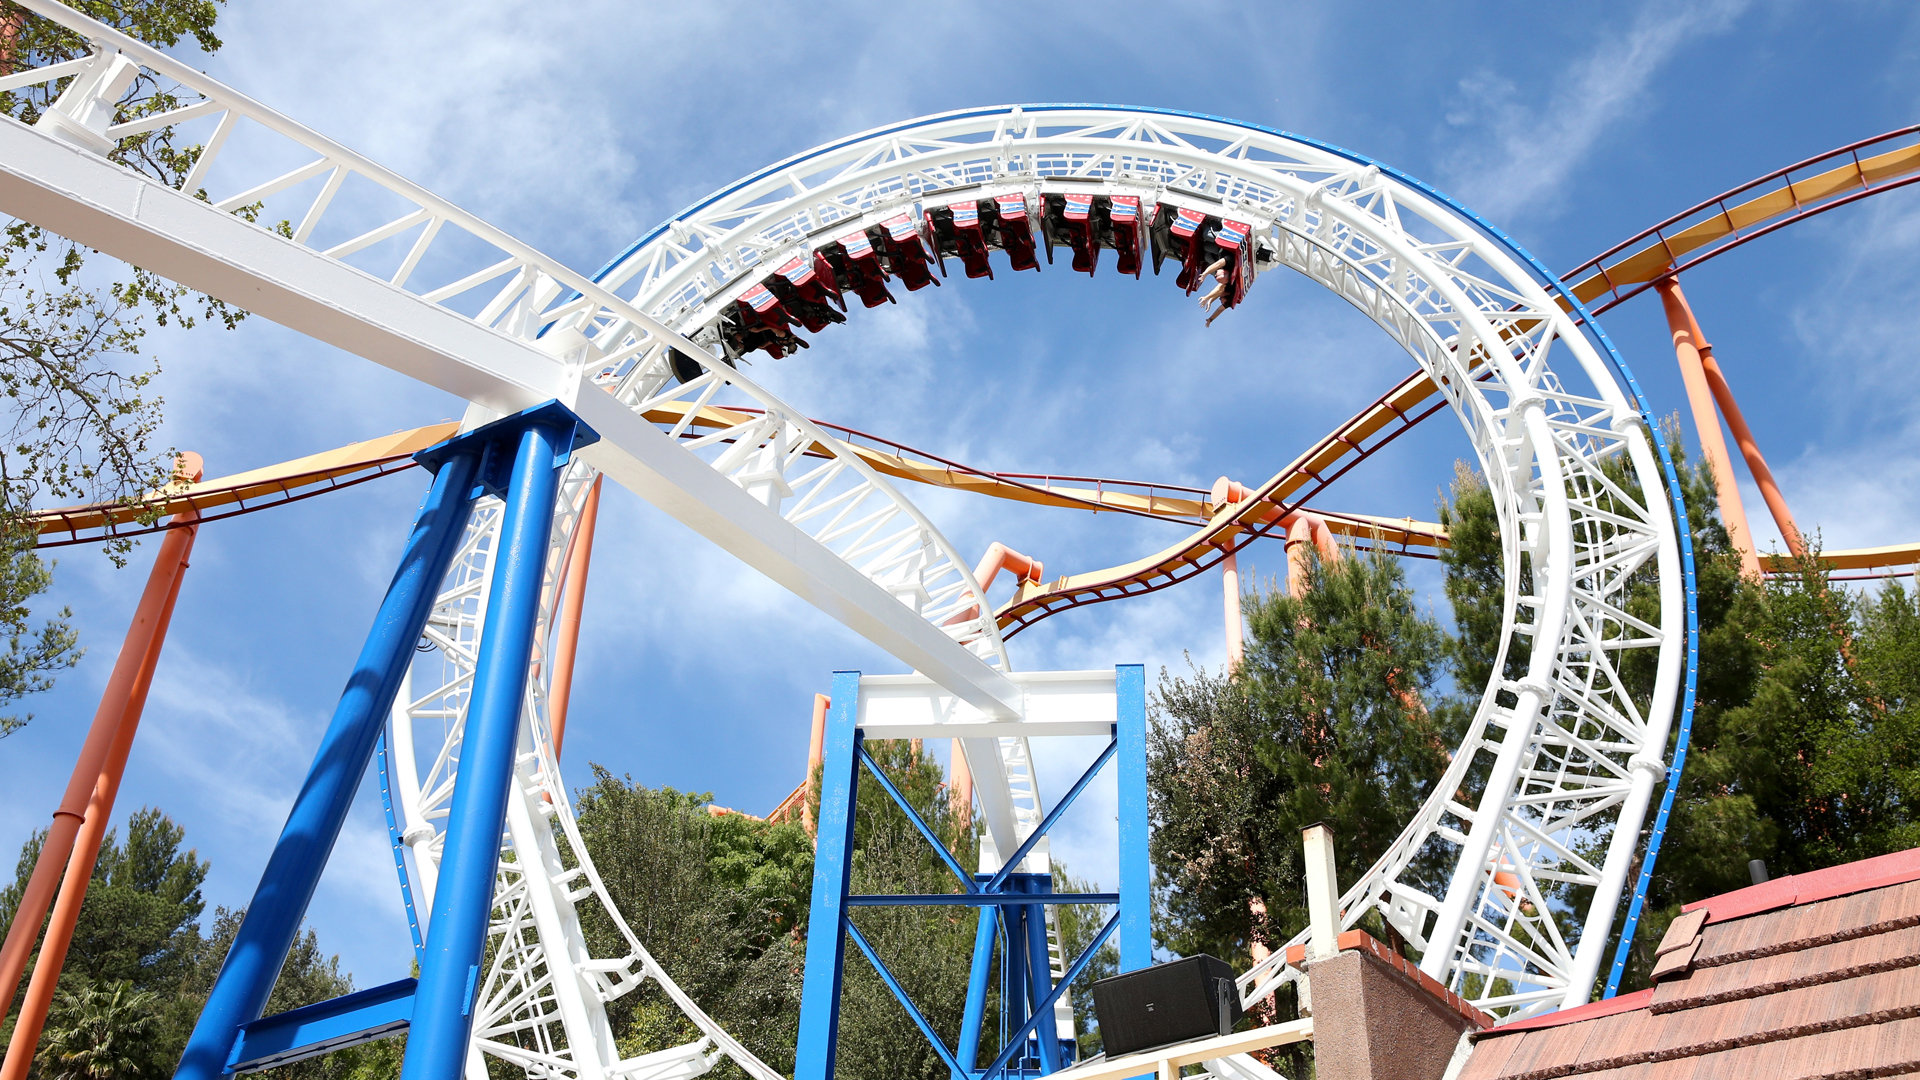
{"left": 993, "top": 192, "right": 1040, "bottom": 271}
{"left": 878, "top": 212, "right": 938, "bottom": 291}
{"left": 830, "top": 230, "right": 895, "bottom": 308}
{"left": 1107, "top": 195, "right": 1143, "bottom": 278}
{"left": 1047, "top": 191, "right": 1099, "bottom": 275}
{"left": 944, "top": 199, "right": 995, "bottom": 279}
{"left": 731, "top": 282, "right": 806, "bottom": 359}
{"left": 1169, "top": 206, "right": 1210, "bottom": 292}
{"left": 1212, "top": 218, "right": 1253, "bottom": 309}
{"left": 767, "top": 256, "right": 847, "bottom": 333}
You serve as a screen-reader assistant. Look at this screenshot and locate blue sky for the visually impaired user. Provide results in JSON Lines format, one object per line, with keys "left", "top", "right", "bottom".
{"left": 4, "top": 0, "right": 1919, "bottom": 992}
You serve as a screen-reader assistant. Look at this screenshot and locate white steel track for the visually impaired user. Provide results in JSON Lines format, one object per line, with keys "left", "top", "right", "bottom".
{"left": 0, "top": 7, "right": 1687, "bottom": 1073}
{"left": 569, "top": 105, "right": 1686, "bottom": 1021}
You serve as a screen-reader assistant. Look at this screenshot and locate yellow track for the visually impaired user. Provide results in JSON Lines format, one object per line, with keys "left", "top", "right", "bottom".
{"left": 30, "top": 423, "right": 458, "bottom": 543}
{"left": 34, "top": 135, "right": 1917, "bottom": 594}
{"left": 990, "top": 130, "right": 1920, "bottom": 631}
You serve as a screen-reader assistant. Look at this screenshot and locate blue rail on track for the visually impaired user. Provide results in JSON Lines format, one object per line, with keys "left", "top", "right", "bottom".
{"left": 594, "top": 106, "right": 1701, "bottom": 1010}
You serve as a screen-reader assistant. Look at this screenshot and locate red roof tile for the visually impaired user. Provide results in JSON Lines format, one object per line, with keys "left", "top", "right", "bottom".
{"left": 1493, "top": 989, "right": 1656, "bottom": 1034}
{"left": 1654, "top": 910, "right": 1707, "bottom": 957}
{"left": 1458, "top": 848, "right": 1920, "bottom": 1079}
{"left": 1681, "top": 847, "right": 1920, "bottom": 924}
{"left": 1648, "top": 938, "right": 1699, "bottom": 982}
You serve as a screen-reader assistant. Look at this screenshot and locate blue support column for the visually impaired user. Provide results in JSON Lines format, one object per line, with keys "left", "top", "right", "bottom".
{"left": 956, "top": 903, "right": 998, "bottom": 1079}
{"left": 794, "top": 671, "right": 864, "bottom": 1080}
{"left": 802, "top": 664, "right": 1146, "bottom": 1080}
{"left": 1020, "top": 876, "right": 1062, "bottom": 1075}
{"left": 175, "top": 445, "right": 483, "bottom": 1080}
{"left": 402, "top": 405, "right": 595, "bottom": 1080}
{"left": 1115, "top": 664, "right": 1149, "bottom": 972}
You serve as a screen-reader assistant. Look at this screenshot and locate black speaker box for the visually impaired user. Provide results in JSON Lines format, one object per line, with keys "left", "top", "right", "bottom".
{"left": 1089, "top": 954, "right": 1243, "bottom": 1058}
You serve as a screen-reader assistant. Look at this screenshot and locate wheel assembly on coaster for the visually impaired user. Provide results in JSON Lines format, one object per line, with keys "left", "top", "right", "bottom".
{"left": 0, "top": 2, "right": 1713, "bottom": 1073}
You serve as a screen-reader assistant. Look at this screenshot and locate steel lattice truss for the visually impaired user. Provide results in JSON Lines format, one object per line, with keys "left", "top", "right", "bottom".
{"left": 0, "top": 1, "right": 1689, "bottom": 1070}
{"left": 585, "top": 106, "right": 1687, "bottom": 1021}
{"left": 386, "top": 475, "right": 783, "bottom": 1080}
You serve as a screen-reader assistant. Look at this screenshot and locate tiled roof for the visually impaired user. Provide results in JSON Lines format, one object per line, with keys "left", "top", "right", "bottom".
{"left": 1457, "top": 848, "right": 1920, "bottom": 1080}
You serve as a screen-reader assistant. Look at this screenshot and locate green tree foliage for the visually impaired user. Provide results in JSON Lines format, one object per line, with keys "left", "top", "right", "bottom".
{"left": 567, "top": 744, "right": 1004, "bottom": 1080}
{"left": 1150, "top": 551, "right": 1454, "bottom": 966}
{"left": 571, "top": 768, "right": 812, "bottom": 1078}
{"left": 1436, "top": 462, "right": 1526, "bottom": 701}
{"left": 174, "top": 906, "right": 359, "bottom": 1080}
{"left": 1048, "top": 862, "right": 1118, "bottom": 1061}
{"left": 63, "top": 807, "right": 209, "bottom": 992}
{"left": 1148, "top": 551, "right": 1453, "bottom": 1076}
{"left": 38, "top": 978, "right": 163, "bottom": 1080}
{"left": 1433, "top": 435, "right": 1920, "bottom": 993}
{"left": 0, "top": 0, "right": 242, "bottom": 736}
{"left": 834, "top": 740, "right": 979, "bottom": 1080}
{"left": 0, "top": 808, "right": 358, "bottom": 1079}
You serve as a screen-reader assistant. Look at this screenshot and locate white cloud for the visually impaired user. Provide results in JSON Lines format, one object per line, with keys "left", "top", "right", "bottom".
{"left": 1439, "top": 0, "right": 1749, "bottom": 222}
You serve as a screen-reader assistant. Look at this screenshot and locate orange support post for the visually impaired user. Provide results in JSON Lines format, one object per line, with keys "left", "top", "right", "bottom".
{"left": 805, "top": 693, "right": 828, "bottom": 835}
{"left": 949, "top": 542, "right": 1043, "bottom": 627}
{"left": 0, "top": 461, "right": 199, "bottom": 1078}
{"left": 1221, "top": 550, "right": 1244, "bottom": 670}
{"left": 1210, "top": 474, "right": 1339, "bottom": 607}
{"left": 1284, "top": 512, "right": 1339, "bottom": 599}
{"left": 0, "top": 455, "right": 201, "bottom": 1024}
{"left": 546, "top": 475, "right": 602, "bottom": 758}
{"left": 1657, "top": 279, "right": 1765, "bottom": 578}
{"left": 946, "top": 543, "right": 1038, "bottom": 820}
{"left": 1697, "top": 338, "right": 1806, "bottom": 561}
{"left": 948, "top": 740, "right": 973, "bottom": 823}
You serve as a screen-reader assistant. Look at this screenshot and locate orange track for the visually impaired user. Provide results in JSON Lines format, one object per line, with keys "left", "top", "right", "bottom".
{"left": 991, "top": 124, "right": 1920, "bottom": 635}
{"left": 29, "top": 423, "right": 459, "bottom": 547}
{"left": 35, "top": 129, "right": 1918, "bottom": 606}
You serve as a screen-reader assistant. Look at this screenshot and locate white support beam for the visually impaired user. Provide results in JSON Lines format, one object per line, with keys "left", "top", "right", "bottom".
{"left": 856, "top": 670, "right": 1117, "bottom": 738}
{"left": 0, "top": 111, "right": 1023, "bottom": 721}
{"left": 1044, "top": 1020, "right": 1314, "bottom": 1080}
{"left": 854, "top": 670, "right": 1115, "bottom": 872}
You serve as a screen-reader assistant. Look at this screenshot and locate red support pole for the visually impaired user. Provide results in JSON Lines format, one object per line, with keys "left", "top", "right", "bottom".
{"left": 0, "top": 455, "right": 202, "bottom": 1020}
{"left": 0, "top": 474, "right": 198, "bottom": 1078}
{"left": 546, "top": 475, "right": 602, "bottom": 758}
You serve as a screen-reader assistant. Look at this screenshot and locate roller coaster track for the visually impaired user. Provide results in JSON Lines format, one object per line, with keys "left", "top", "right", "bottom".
{"left": 992, "top": 123, "right": 1920, "bottom": 632}
{"left": 57, "top": 122, "right": 1911, "bottom": 598}
{"left": 7, "top": 0, "right": 1882, "bottom": 1067}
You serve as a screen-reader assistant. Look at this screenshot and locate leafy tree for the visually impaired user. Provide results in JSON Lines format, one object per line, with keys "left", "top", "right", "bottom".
{"left": 38, "top": 977, "right": 164, "bottom": 1080}
{"left": 0, "top": 806, "right": 209, "bottom": 1010}
{"left": 1147, "top": 662, "right": 1297, "bottom": 963}
{"left": 834, "top": 740, "right": 980, "bottom": 1080}
{"left": 62, "top": 807, "right": 209, "bottom": 993}
{"left": 0, "top": 0, "right": 241, "bottom": 736}
{"left": 1148, "top": 551, "right": 1452, "bottom": 1075}
{"left": 1437, "top": 462, "right": 1528, "bottom": 704}
{"left": 571, "top": 768, "right": 811, "bottom": 1079}
{"left": 1150, "top": 550, "right": 1454, "bottom": 963}
{"left": 1433, "top": 431, "right": 1920, "bottom": 992}
{"left": 171, "top": 906, "right": 360, "bottom": 1080}
{"left": 0, "top": 809, "right": 359, "bottom": 1078}
{"left": 1048, "top": 862, "right": 1117, "bottom": 1061}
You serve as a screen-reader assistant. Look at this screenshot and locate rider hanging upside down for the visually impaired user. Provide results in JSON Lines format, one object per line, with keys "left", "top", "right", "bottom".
{"left": 1197, "top": 256, "right": 1233, "bottom": 326}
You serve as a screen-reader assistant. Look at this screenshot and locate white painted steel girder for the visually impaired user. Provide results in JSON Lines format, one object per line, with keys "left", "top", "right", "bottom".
{"left": 575, "top": 106, "right": 1686, "bottom": 1020}
{"left": 0, "top": 0, "right": 1686, "bottom": 1048}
